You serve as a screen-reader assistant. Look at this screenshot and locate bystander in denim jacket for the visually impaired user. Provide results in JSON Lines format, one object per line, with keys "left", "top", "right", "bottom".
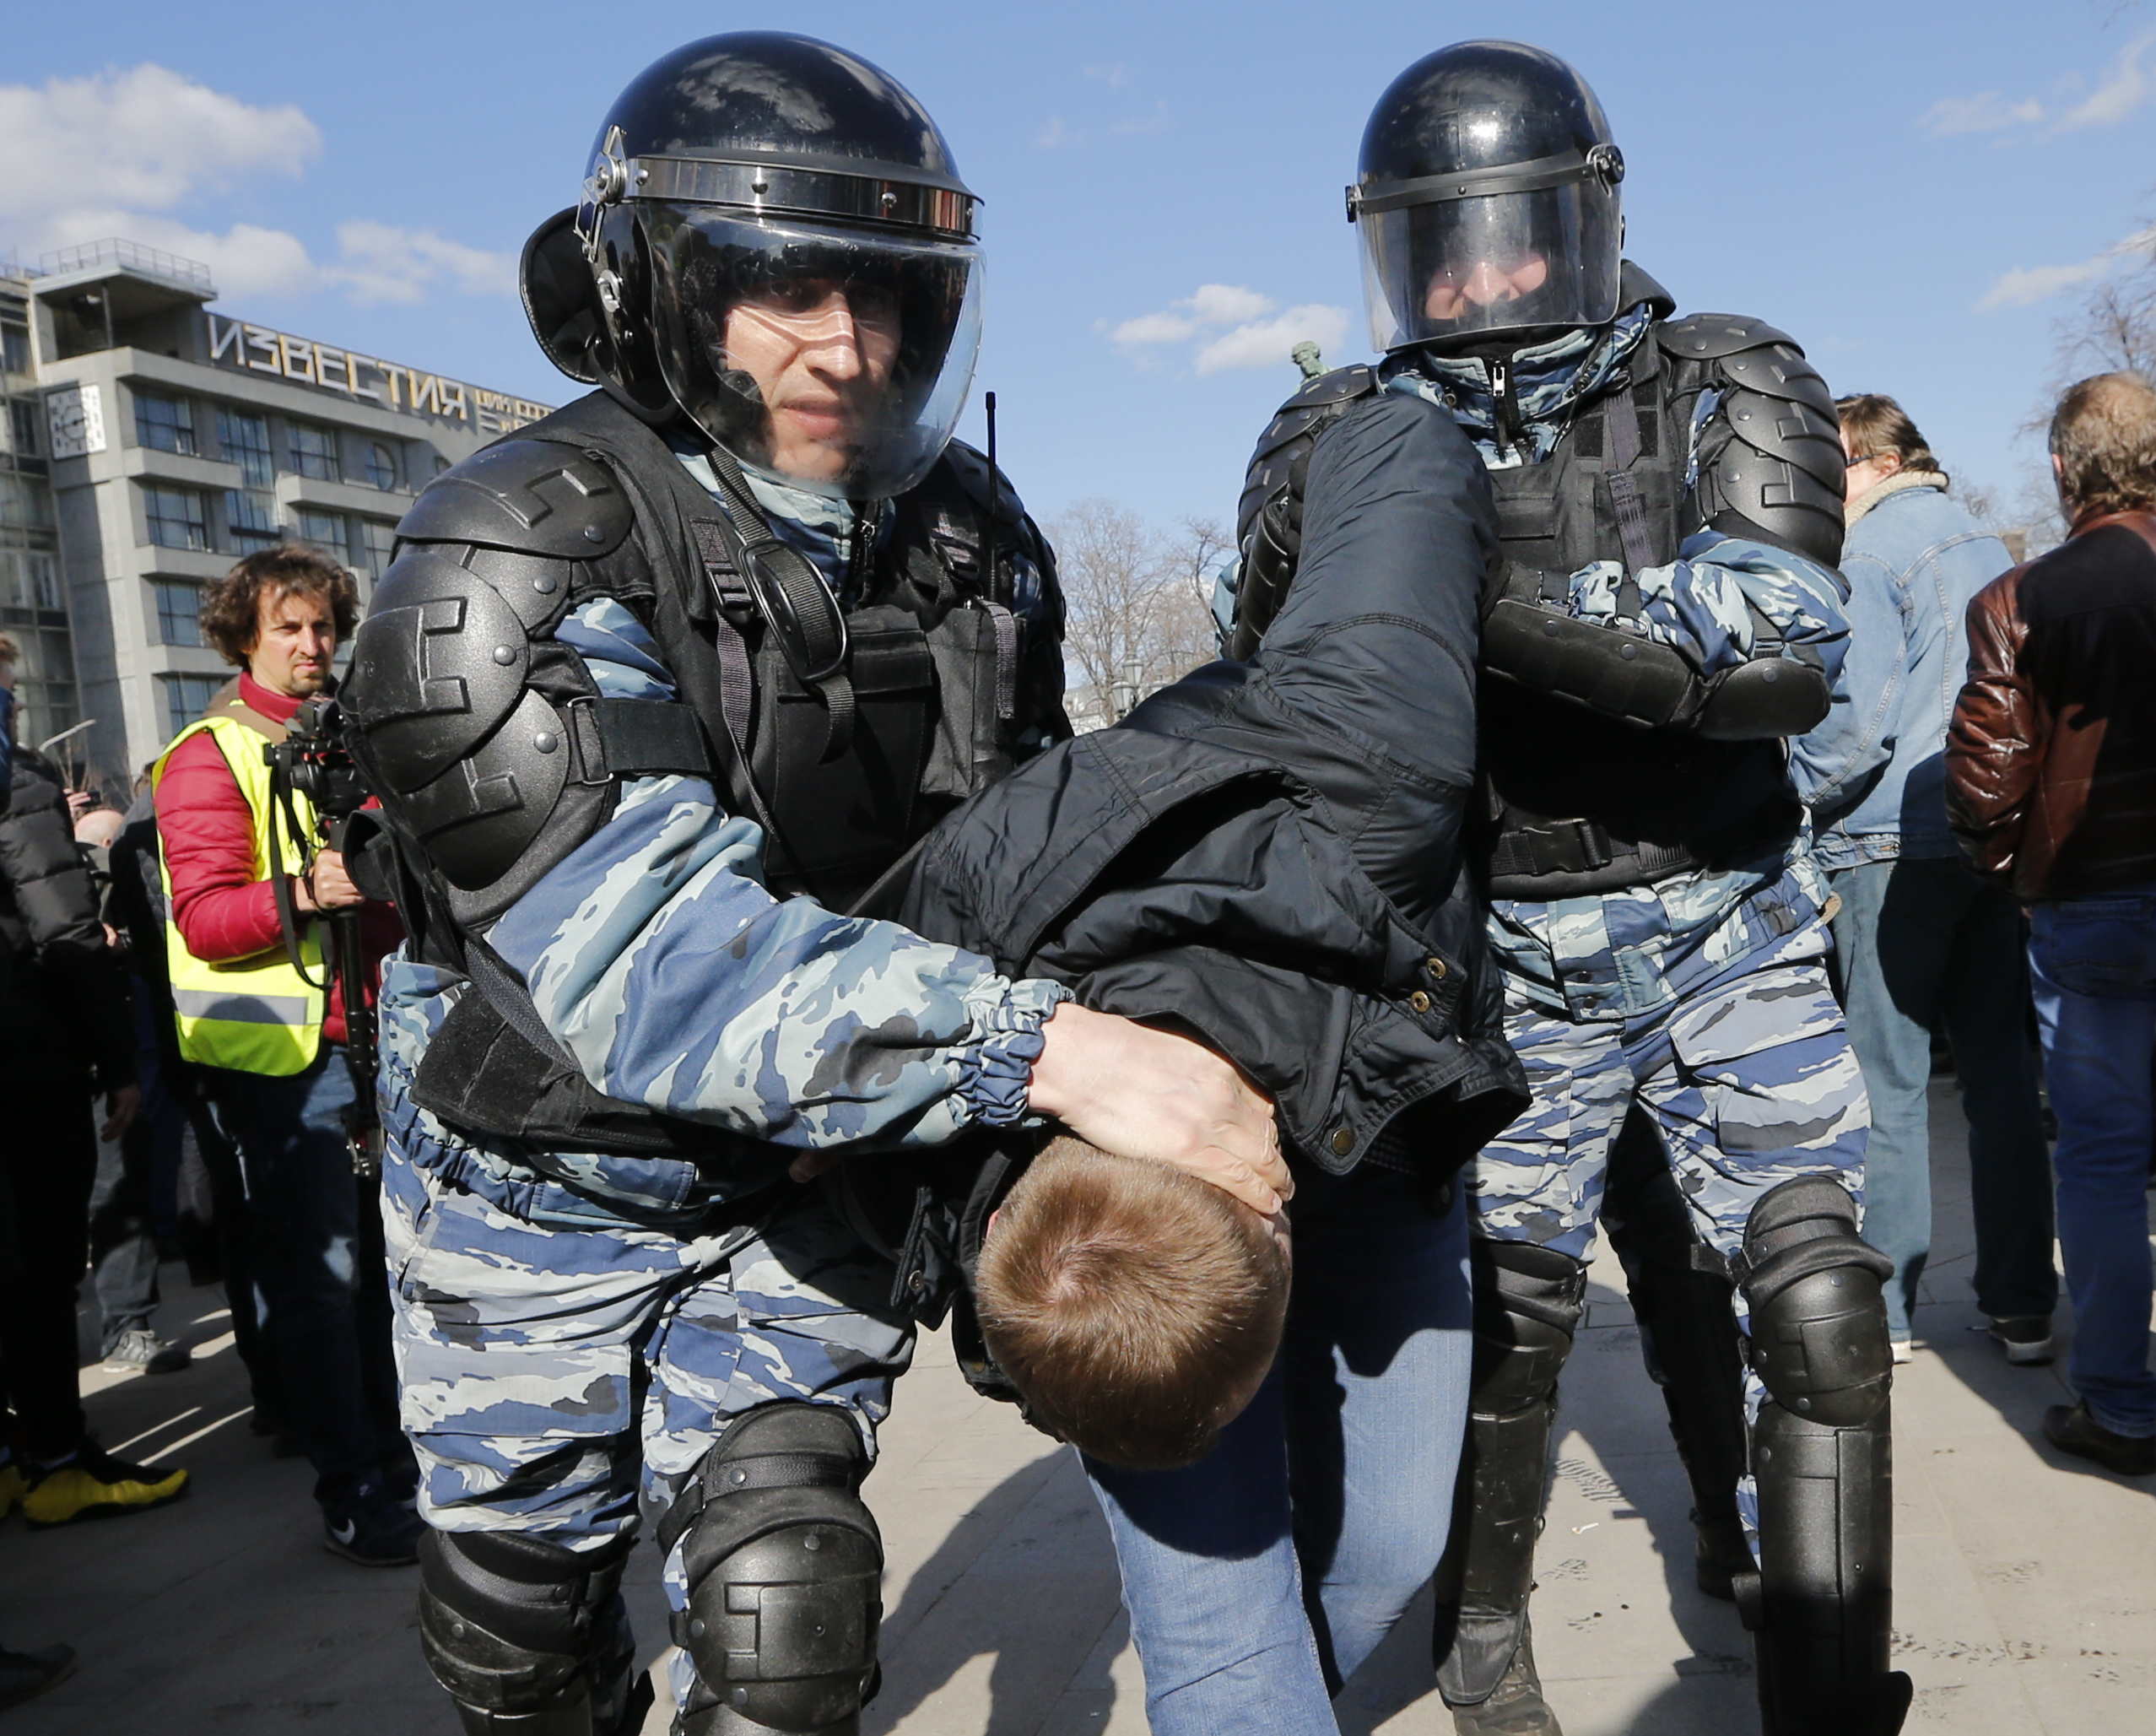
{"left": 1812, "top": 473, "right": 2013, "bottom": 866}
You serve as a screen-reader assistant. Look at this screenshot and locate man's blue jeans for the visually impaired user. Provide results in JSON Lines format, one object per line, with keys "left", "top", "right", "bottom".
{"left": 212, "top": 1048, "right": 405, "bottom": 1502}
{"left": 1829, "top": 856, "right": 2057, "bottom": 1338}
{"left": 1084, "top": 1165, "right": 1472, "bottom": 1735}
{"left": 2029, "top": 889, "right": 2156, "bottom": 1437}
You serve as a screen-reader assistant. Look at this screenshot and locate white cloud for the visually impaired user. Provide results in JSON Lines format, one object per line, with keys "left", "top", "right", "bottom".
{"left": 1918, "top": 32, "right": 2156, "bottom": 140}
{"left": 0, "top": 64, "right": 510, "bottom": 308}
{"left": 1195, "top": 305, "right": 1354, "bottom": 374}
{"left": 2054, "top": 30, "right": 2156, "bottom": 130}
{"left": 331, "top": 221, "right": 517, "bottom": 305}
{"left": 1111, "top": 284, "right": 1353, "bottom": 374}
{"left": 1034, "top": 116, "right": 1083, "bottom": 150}
{"left": 0, "top": 64, "right": 318, "bottom": 228}
{"left": 1916, "top": 91, "right": 2046, "bottom": 136}
{"left": 1978, "top": 224, "right": 2156, "bottom": 310}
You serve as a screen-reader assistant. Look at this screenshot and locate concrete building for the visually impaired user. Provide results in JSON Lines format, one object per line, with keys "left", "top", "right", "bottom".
{"left": 3, "top": 238, "right": 551, "bottom": 792}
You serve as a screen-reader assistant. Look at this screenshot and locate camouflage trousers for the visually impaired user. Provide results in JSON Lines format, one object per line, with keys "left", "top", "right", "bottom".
{"left": 381, "top": 1149, "right": 914, "bottom": 1723}
{"left": 1467, "top": 915, "right": 1871, "bottom": 1543}
{"left": 1468, "top": 915, "right": 1871, "bottom": 1268}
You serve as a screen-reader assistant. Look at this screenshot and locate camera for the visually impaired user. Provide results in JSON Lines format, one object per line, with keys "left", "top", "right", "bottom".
{"left": 268, "top": 699, "right": 370, "bottom": 822}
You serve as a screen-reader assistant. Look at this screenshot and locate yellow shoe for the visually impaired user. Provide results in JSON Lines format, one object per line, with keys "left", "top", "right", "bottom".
{"left": 23, "top": 1447, "right": 188, "bottom": 1527}
{"left": 0, "top": 1462, "right": 26, "bottom": 1521}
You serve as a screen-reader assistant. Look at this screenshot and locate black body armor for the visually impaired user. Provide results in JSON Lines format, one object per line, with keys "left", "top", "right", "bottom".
{"left": 1229, "top": 268, "right": 1845, "bottom": 900}
{"left": 342, "top": 389, "right": 1063, "bottom": 1156}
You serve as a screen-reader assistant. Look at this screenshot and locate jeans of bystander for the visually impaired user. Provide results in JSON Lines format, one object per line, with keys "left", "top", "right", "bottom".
{"left": 1829, "top": 856, "right": 2058, "bottom": 1339}
{"left": 209, "top": 1047, "right": 407, "bottom": 1504}
{"left": 1083, "top": 1165, "right": 1472, "bottom": 1736}
{"left": 2027, "top": 887, "right": 2156, "bottom": 1437}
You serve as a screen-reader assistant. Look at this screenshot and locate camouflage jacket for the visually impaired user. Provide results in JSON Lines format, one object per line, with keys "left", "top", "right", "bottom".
{"left": 379, "top": 495, "right": 1070, "bottom": 1224}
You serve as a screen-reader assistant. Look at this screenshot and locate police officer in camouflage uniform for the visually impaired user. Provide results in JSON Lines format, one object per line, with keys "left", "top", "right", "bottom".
{"left": 1228, "top": 41, "right": 1905, "bottom": 1736}
{"left": 339, "top": 34, "right": 1283, "bottom": 1736}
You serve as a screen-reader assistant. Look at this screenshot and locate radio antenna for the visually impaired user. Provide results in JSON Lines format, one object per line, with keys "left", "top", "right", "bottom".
{"left": 983, "top": 391, "right": 1000, "bottom": 598}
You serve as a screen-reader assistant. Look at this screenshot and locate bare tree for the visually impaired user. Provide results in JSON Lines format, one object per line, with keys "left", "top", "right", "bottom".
{"left": 2048, "top": 233, "right": 2156, "bottom": 382}
{"left": 1049, "top": 501, "right": 1226, "bottom": 729}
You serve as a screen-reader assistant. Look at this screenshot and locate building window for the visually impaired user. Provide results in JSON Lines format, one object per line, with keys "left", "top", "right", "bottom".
{"left": 8, "top": 400, "right": 40, "bottom": 458}
{"left": 135, "top": 392, "right": 196, "bottom": 456}
{"left": 155, "top": 581, "right": 203, "bottom": 646}
{"left": 218, "top": 408, "right": 274, "bottom": 487}
{"left": 26, "top": 551, "right": 62, "bottom": 612}
{"left": 225, "top": 488, "right": 280, "bottom": 553}
{"left": 144, "top": 484, "right": 208, "bottom": 551}
{"left": 359, "top": 519, "right": 397, "bottom": 578}
{"left": 289, "top": 422, "right": 338, "bottom": 482}
{"left": 297, "top": 509, "right": 348, "bottom": 560}
{"left": 1, "top": 322, "right": 29, "bottom": 376}
{"left": 162, "top": 673, "right": 226, "bottom": 738}
{"left": 363, "top": 442, "right": 398, "bottom": 490}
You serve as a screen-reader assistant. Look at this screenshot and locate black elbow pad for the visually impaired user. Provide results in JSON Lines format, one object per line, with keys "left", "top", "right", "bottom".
{"left": 1481, "top": 598, "right": 1702, "bottom": 728}
{"left": 1693, "top": 656, "right": 1831, "bottom": 740}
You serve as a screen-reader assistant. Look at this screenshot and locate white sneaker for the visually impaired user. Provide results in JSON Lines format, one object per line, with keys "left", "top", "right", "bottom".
{"left": 100, "top": 1329, "right": 190, "bottom": 1376}
{"left": 1889, "top": 1338, "right": 1914, "bottom": 1365}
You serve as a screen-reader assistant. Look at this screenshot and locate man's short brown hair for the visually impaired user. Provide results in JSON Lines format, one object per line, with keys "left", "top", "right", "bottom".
{"left": 197, "top": 546, "right": 359, "bottom": 668}
{"left": 2049, "top": 371, "right": 2156, "bottom": 520}
{"left": 0, "top": 630, "right": 18, "bottom": 670}
{"left": 975, "top": 1136, "right": 1290, "bottom": 1470}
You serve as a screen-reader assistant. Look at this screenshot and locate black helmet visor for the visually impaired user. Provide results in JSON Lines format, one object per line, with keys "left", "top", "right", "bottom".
{"left": 1356, "top": 159, "right": 1620, "bottom": 349}
{"left": 640, "top": 202, "right": 981, "bottom": 500}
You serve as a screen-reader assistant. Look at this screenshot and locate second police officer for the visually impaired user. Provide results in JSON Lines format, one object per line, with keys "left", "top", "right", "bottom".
{"left": 340, "top": 33, "right": 1283, "bottom": 1736}
{"left": 1228, "top": 40, "right": 1907, "bottom": 1736}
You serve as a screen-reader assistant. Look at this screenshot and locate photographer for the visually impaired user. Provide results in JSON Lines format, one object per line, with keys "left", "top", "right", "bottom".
{"left": 151, "top": 548, "right": 414, "bottom": 1565}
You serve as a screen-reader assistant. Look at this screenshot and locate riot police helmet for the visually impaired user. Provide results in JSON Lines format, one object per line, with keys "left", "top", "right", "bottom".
{"left": 1349, "top": 41, "right": 1624, "bottom": 352}
{"left": 523, "top": 31, "right": 983, "bottom": 501}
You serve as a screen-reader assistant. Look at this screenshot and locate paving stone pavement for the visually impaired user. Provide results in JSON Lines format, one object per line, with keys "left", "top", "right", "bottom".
{"left": 3, "top": 1079, "right": 2151, "bottom": 1733}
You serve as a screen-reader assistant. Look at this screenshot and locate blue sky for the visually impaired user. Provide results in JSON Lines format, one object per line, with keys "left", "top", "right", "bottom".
{"left": 6, "top": 1, "right": 2153, "bottom": 533}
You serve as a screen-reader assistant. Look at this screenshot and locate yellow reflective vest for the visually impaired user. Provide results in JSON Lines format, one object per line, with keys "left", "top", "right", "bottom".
{"left": 152, "top": 701, "right": 326, "bottom": 1074}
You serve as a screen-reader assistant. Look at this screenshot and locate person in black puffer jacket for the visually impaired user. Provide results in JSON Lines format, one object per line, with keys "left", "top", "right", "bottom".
{"left": 0, "top": 744, "right": 187, "bottom": 1528}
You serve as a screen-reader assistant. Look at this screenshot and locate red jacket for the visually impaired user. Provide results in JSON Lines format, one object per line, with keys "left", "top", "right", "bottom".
{"left": 156, "top": 670, "right": 403, "bottom": 1047}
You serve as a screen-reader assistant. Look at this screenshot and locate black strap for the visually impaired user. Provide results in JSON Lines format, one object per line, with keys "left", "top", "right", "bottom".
{"left": 1485, "top": 818, "right": 1699, "bottom": 883}
{"left": 1602, "top": 381, "right": 1660, "bottom": 581}
{"left": 565, "top": 698, "right": 711, "bottom": 786}
{"left": 460, "top": 932, "right": 581, "bottom": 1074}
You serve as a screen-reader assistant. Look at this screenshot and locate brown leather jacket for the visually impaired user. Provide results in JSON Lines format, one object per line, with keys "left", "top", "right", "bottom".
{"left": 1945, "top": 508, "right": 2156, "bottom": 898}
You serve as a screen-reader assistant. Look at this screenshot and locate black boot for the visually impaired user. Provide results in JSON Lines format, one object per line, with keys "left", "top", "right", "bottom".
{"left": 1446, "top": 1618, "right": 1564, "bottom": 1735}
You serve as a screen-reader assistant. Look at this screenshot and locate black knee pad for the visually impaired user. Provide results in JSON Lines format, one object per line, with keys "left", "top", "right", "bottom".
{"left": 1469, "top": 1239, "right": 1588, "bottom": 1414}
{"left": 664, "top": 1403, "right": 882, "bottom": 1736}
{"left": 418, "top": 1528, "right": 632, "bottom": 1717}
{"left": 1737, "top": 1179, "right": 1895, "bottom": 1430}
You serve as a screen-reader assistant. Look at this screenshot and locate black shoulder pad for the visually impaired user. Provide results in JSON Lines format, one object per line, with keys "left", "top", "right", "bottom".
{"left": 1657, "top": 311, "right": 1800, "bottom": 365}
{"left": 938, "top": 439, "right": 1033, "bottom": 533}
{"left": 397, "top": 438, "right": 633, "bottom": 559}
{"left": 1670, "top": 315, "right": 1846, "bottom": 568}
{"left": 1235, "top": 365, "right": 1381, "bottom": 543}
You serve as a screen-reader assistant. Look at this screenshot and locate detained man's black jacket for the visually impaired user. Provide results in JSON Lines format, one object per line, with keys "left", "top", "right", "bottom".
{"left": 0, "top": 749, "right": 134, "bottom": 1087}
{"left": 898, "top": 389, "right": 1526, "bottom": 1176}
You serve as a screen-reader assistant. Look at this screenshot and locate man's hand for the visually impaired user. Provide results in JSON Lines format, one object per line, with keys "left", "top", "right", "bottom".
{"left": 64, "top": 787, "right": 94, "bottom": 824}
{"left": 294, "top": 847, "right": 365, "bottom": 912}
{"left": 1027, "top": 1003, "right": 1289, "bottom": 1214}
{"left": 100, "top": 1084, "right": 140, "bottom": 1144}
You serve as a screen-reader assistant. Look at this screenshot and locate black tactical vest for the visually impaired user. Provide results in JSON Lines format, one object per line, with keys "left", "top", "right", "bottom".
{"left": 345, "top": 390, "right": 1065, "bottom": 1160}
{"left": 1473, "top": 333, "right": 1799, "bottom": 899}
{"left": 1232, "top": 316, "right": 1804, "bottom": 903}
